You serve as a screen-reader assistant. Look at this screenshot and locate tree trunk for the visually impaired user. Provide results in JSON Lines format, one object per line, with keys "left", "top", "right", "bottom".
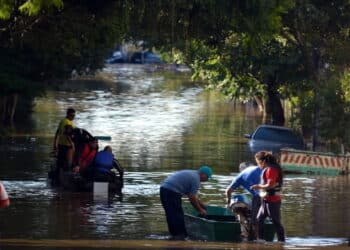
{"left": 311, "top": 49, "right": 322, "bottom": 151}
{"left": 253, "top": 96, "right": 264, "bottom": 113}
{"left": 0, "top": 93, "right": 19, "bottom": 125}
{"left": 264, "top": 85, "right": 285, "bottom": 126}
{"left": 8, "top": 93, "right": 18, "bottom": 122}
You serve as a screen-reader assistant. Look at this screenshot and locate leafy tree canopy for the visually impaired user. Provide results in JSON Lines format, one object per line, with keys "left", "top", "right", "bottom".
{"left": 0, "top": 0, "right": 128, "bottom": 95}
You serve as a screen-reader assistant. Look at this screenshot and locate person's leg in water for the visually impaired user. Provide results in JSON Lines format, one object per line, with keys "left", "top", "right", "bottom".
{"left": 66, "top": 147, "right": 75, "bottom": 169}
{"left": 250, "top": 195, "right": 261, "bottom": 241}
{"left": 267, "top": 201, "right": 285, "bottom": 242}
{"left": 234, "top": 208, "right": 250, "bottom": 241}
{"left": 257, "top": 201, "right": 268, "bottom": 242}
{"left": 160, "top": 187, "right": 188, "bottom": 239}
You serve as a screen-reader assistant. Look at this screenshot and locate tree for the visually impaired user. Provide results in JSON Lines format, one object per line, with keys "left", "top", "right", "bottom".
{"left": 280, "top": 0, "right": 350, "bottom": 150}
{"left": 131, "top": 0, "right": 350, "bottom": 150}
{"left": 0, "top": 0, "right": 129, "bottom": 125}
{"left": 127, "top": 0, "right": 295, "bottom": 125}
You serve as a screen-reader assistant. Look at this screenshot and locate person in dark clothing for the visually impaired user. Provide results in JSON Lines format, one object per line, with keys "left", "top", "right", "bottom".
{"left": 160, "top": 166, "right": 213, "bottom": 240}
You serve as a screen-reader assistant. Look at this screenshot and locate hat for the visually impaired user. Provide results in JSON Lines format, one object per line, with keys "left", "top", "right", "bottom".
{"left": 199, "top": 165, "right": 212, "bottom": 179}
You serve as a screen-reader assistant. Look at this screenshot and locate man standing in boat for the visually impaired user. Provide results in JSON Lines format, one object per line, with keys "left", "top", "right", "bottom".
{"left": 53, "top": 108, "right": 76, "bottom": 171}
{"left": 160, "top": 166, "right": 212, "bottom": 240}
{"left": 225, "top": 162, "right": 261, "bottom": 241}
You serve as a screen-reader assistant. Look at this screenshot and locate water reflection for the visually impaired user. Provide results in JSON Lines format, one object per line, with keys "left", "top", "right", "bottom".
{"left": 0, "top": 64, "right": 349, "bottom": 249}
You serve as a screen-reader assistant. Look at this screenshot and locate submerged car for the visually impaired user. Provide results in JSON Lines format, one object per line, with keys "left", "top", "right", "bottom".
{"left": 130, "top": 51, "right": 163, "bottom": 64}
{"left": 105, "top": 51, "right": 126, "bottom": 64}
{"left": 244, "top": 125, "right": 305, "bottom": 154}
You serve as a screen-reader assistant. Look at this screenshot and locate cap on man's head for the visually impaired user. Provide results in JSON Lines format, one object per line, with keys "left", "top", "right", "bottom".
{"left": 199, "top": 165, "right": 212, "bottom": 179}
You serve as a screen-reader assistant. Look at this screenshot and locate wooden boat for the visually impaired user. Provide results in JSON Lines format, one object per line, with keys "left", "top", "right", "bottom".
{"left": 183, "top": 204, "right": 275, "bottom": 242}
{"left": 49, "top": 163, "right": 123, "bottom": 193}
{"left": 280, "top": 148, "right": 350, "bottom": 175}
{"left": 48, "top": 128, "right": 123, "bottom": 193}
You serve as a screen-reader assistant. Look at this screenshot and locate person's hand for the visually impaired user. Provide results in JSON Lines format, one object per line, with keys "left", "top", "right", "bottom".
{"left": 201, "top": 203, "right": 208, "bottom": 210}
{"left": 199, "top": 208, "right": 207, "bottom": 216}
{"left": 251, "top": 184, "right": 259, "bottom": 190}
{"left": 51, "top": 146, "right": 58, "bottom": 156}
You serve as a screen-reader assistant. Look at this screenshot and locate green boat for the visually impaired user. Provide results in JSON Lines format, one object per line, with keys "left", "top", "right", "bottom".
{"left": 183, "top": 204, "right": 275, "bottom": 242}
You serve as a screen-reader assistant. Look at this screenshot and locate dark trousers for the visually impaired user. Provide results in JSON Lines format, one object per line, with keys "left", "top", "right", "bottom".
{"left": 160, "top": 187, "right": 187, "bottom": 237}
{"left": 257, "top": 200, "right": 285, "bottom": 242}
{"left": 57, "top": 145, "right": 70, "bottom": 171}
{"left": 249, "top": 195, "right": 261, "bottom": 240}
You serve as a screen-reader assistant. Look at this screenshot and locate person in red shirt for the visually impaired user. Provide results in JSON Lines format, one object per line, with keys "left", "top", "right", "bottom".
{"left": 0, "top": 181, "right": 10, "bottom": 208}
{"left": 251, "top": 151, "right": 285, "bottom": 242}
{"left": 73, "top": 138, "right": 98, "bottom": 177}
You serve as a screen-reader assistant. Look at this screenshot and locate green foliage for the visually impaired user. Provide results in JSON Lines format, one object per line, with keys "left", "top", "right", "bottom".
{"left": 341, "top": 71, "right": 350, "bottom": 102}
{"left": 0, "top": 0, "right": 63, "bottom": 19}
{"left": 19, "top": 0, "right": 63, "bottom": 16}
{"left": 292, "top": 72, "right": 350, "bottom": 150}
{"left": 318, "top": 77, "right": 348, "bottom": 141}
{"left": 0, "top": 48, "right": 45, "bottom": 96}
{"left": 1, "top": 0, "right": 350, "bottom": 146}
{"left": 0, "top": 0, "right": 12, "bottom": 19}
{"left": 0, "top": 0, "right": 128, "bottom": 97}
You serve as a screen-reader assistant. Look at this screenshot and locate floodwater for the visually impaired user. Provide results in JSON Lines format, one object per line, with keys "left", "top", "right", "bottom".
{"left": 0, "top": 64, "right": 349, "bottom": 250}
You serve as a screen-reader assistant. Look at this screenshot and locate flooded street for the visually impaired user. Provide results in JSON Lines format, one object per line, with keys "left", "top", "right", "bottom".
{"left": 0, "top": 64, "right": 349, "bottom": 249}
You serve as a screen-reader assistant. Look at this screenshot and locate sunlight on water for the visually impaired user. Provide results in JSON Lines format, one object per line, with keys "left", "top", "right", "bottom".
{"left": 287, "top": 237, "right": 347, "bottom": 247}
{"left": 2, "top": 180, "right": 56, "bottom": 199}
{"left": 47, "top": 65, "right": 205, "bottom": 169}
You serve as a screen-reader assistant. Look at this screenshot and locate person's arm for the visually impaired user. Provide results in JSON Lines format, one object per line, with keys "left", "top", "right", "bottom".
{"left": 113, "top": 159, "right": 124, "bottom": 179}
{"left": 53, "top": 129, "right": 59, "bottom": 151}
{"left": 225, "top": 176, "right": 240, "bottom": 205}
{"left": 53, "top": 119, "right": 64, "bottom": 152}
{"left": 225, "top": 187, "right": 233, "bottom": 206}
{"left": 0, "top": 183, "right": 10, "bottom": 208}
{"left": 251, "top": 181, "right": 275, "bottom": 190}
{"left": 251, "top": 169, "right": 276, "bottom": 191}
{"left": 67, "top": 136, "right": 75, "bottom": 151}
{"left": 188, "top": 193, "right": 207, "bottom": 216}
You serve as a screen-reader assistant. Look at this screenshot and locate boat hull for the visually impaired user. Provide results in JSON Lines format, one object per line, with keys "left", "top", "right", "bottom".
{"left": 184, "top": 205, "right": 274, "bottom": 242}
{"left": 48, "top": 168, "right": 123, "bottom": 193}
{"left": 281, "top": 149, "right": 350, "bottom": 175}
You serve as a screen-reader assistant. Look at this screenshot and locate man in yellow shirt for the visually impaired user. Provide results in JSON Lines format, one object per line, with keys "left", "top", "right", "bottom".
{"left": 53, "top": 108, "right": 76, "bottom": 170}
